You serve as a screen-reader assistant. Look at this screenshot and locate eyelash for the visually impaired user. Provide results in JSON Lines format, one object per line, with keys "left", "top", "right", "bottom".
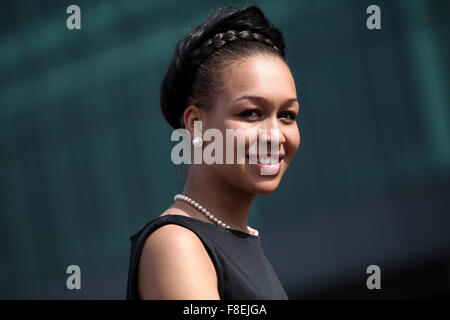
{"left": 239, "top": 110, "right": 260, "bottom": 119}
{"left": 239, "top": 110, "right": 297, "bottom": 121}
{"left": 279, "top": 111, "right": 297, "bottom": 121}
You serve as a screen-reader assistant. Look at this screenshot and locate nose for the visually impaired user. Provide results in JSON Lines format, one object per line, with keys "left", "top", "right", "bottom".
{"left": 258, "top": 116, "right": 286, "bottom": 153}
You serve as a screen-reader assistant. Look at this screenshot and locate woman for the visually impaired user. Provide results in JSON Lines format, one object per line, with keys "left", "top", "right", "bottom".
{"left": 127, "top": 5, "right": 300, "bottom": 300}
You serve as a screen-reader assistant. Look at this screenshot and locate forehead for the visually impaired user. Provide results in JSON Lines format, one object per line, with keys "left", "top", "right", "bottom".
{"left": 217, "top": 54, "right": 296, "bottom": 106}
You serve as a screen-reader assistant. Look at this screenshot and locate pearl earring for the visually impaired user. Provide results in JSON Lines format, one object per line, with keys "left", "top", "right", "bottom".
{"left": 192, "top": 137, "right": 203, "bottom": 148}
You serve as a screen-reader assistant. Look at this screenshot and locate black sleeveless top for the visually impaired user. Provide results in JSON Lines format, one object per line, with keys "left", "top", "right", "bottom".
{"left": 126, "top": 214, "right": 288, "bottom": 300}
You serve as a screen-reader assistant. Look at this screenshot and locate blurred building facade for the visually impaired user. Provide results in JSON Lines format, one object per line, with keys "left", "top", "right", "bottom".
{"left": 0, "top": 0, "right": 448, "bottom": 298}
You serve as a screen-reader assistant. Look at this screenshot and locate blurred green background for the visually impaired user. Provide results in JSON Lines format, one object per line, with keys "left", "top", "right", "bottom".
{"left": 0, "top": 0, "right": 449, "bottom": 299}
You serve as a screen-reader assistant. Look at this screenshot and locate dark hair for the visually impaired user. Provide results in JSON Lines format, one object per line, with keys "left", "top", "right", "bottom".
{"left": 160, "top": 5, "right": 286, "bottom": 129}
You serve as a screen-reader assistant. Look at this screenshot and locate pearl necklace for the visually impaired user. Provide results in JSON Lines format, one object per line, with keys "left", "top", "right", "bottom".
{"left": 174, "top": 194, "right": 259, "bottom": 236}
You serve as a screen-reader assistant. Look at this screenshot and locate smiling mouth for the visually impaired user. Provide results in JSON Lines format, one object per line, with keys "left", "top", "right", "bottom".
{"left": 245, "top": 154, "right": 284, "bottom": 176}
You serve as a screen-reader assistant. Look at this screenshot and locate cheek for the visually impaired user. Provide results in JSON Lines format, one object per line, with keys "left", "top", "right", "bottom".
{"left": 286, "top": 127, "right": 300, "bottom": 156}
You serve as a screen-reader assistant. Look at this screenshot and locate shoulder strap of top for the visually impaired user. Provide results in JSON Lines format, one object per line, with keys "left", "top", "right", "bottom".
{"left": 126, "top": 215, "right": 224, "bottom": 299}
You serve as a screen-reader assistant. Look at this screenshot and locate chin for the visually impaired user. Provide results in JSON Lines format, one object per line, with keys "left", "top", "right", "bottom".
{"left": 251, "top": 180, "right": 282, "bottom": 194}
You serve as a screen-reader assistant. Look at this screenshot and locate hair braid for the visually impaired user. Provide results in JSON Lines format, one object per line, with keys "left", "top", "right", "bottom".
{"left": 189, "top": 30, "right": 281, "bottom": 73}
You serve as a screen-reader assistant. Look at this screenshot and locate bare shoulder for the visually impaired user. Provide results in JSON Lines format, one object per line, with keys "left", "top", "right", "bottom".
{"left": 159, "top": 207, "right": 191, "bottom": 218}
{"left": 138, "top": 223, "right": 219, "bottom": 300}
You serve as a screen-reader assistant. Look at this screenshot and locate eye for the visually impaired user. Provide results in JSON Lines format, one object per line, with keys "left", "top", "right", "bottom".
{"left": 278, "top": 111, "right": 297, "bottom": 121}
{"left": 239, "top": 109, "right": 260, "bottom": 119}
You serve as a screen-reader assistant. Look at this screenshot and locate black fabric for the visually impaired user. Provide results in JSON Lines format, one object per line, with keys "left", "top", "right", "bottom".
{"left": 126, "top": 214, "right": 288, "bottom": 300}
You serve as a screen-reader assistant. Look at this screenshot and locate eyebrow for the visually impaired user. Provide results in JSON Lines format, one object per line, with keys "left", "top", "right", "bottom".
{"left": 234, "top": 95, "right": 298, "bottom": 107}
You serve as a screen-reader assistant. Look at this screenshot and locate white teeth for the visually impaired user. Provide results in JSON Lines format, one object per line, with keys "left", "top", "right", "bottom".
{"left": 246, "top": 155, "right": 282, "bottom": 165}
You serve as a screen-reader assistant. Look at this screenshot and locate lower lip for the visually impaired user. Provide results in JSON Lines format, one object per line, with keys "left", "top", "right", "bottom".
{"left": 253, "top": 159, "right": 283, "bottom": 175}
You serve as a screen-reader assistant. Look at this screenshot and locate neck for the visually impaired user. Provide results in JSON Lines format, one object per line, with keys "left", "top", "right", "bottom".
{"left": 177, "top": 165, "right": 255, "bottom": 233}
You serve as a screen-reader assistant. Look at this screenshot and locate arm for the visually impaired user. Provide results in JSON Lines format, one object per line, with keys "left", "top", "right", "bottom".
{"left": 138, "top": 224, "right": 220, "bottom": 300}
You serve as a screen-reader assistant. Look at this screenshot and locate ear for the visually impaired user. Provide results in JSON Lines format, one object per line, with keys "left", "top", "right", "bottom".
{"left": 183, "top": 104, "right": 205, "bottom": 138}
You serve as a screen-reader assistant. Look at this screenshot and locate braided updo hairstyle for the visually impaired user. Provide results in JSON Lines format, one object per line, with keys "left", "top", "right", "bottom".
{"left": 160, "top": 5, "right": 287, "bottom": 129}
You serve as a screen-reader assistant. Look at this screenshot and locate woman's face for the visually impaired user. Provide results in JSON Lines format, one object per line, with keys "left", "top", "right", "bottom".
{"left": 202, "top": 53, "right": 300, "bottom": 194}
